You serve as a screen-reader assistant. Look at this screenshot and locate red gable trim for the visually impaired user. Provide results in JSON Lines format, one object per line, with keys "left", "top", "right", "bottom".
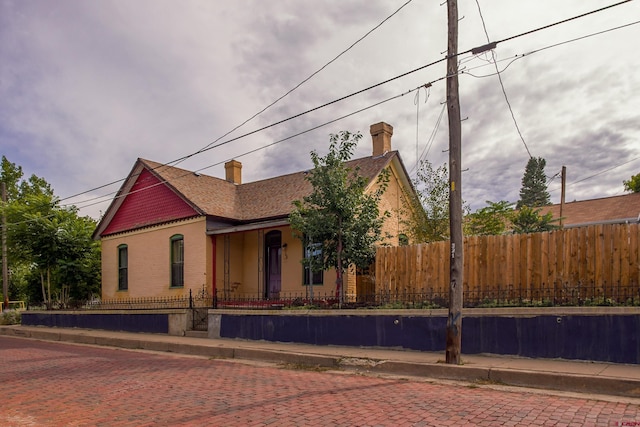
{"left": 102, "top": 168, "right": 199, "bottom": 236}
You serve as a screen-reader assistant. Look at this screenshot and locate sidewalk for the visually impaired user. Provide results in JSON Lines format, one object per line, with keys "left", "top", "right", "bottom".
{"left": 1, "top": 324, "right": 639, "bottom": 398}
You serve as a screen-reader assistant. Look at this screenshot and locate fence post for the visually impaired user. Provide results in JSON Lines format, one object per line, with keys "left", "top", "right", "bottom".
{"left": 189, "top": 289, "right": 193, "bottom": 309}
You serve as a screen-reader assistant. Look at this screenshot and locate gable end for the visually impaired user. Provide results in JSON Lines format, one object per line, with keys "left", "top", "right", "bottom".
{"left": 100, "top": 167, "right": 200, "bottom": 236}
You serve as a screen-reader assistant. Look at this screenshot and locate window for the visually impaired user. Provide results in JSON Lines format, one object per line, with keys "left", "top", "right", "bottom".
{"left": 117, "top": 244, "right": 128, "bottom": 291}
{"left": 303, "top": 241, "right": 323, "bottom": 286}
{"left": 170, "top": 235, "right": 184, "bottom": 287}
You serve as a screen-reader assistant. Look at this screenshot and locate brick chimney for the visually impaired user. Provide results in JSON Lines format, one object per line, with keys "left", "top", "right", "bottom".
{"left": 370, "top": 122, "right": 393, "bottom": 156}
{"left": 224, "top": 160, "right": 242, "bottom": 184}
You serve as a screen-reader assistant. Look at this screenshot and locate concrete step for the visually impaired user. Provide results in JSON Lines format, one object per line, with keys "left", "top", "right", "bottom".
{"left": 184, "top": 330, "right": 208, "bottom": 338}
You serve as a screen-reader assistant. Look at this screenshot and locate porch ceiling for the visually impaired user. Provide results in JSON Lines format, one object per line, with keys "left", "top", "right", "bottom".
{"left": 207, "top": 218, "right": 290, "bottom": 235}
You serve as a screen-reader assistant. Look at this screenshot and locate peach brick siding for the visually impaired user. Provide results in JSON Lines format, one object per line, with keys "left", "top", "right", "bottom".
{"left": 101, "top": 217, "right": 211, "bottom": 299}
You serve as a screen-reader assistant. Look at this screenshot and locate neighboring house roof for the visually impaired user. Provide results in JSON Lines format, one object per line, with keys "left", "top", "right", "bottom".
{"left": 541, "top": 192, "right": 640, "bottom": 227}
{"left": 94, "top": 151, "right": 403, "bottom": 238}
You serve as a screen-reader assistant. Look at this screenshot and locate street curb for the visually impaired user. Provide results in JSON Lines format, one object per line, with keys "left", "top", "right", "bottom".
{"left": 233, "top": 348, "right": 339, "bottom": 368}
{"left": 367, "top": 360, "right": 489, "bottom": 382}
{"left": 488, "top": 368, "right": 640, "bottom": 398}
{"left": 2, "top": 326, "right": 639, "bottom": 398}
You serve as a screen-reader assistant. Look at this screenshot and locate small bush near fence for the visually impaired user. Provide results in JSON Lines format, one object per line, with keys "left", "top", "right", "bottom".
{"left": 0, "top": 310, "right": 22, "bottom": 325}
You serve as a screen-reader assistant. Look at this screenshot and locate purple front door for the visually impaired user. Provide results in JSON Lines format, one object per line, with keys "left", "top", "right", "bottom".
{"left": 265, "top": 231, "right": 282, "bottom": 299}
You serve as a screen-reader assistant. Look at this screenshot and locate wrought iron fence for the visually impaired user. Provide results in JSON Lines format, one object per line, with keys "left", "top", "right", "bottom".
{"left": 38, "top": 282, "right": 639, "bottom": 311}
{"left": 84, "top": 289, "right": 214, "bottom": 310}
{"left": 214, "top": 282, "right": 640, "bottom": 310}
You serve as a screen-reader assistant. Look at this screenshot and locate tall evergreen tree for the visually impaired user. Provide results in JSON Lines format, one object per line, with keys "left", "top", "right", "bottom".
{"left": 516, "top": 157, "right": 551, "bottom": 209}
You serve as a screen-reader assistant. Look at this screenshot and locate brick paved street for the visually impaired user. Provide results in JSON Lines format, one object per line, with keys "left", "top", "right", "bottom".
{"left": 1, "top": 336, "right": 638, "bottom": 426}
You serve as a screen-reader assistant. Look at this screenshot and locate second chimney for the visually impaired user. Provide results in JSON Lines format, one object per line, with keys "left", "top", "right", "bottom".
{"left": 224, "top": 160, "right": 242, "bottom": 184}
{"left": 370, "top": 122, "right": 393, "bottom": 156}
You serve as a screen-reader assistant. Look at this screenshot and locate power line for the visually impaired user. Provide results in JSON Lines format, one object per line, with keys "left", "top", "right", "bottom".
{"left": 58, "top": 0, "right": 635, "bottom": 208}
{"left": 410, "top": 102, "right": 447, "bottom": 176}
{"left": 59, "top": 53, "right": 451, "bottom": 206}
{"left": 174, "top": 0, "right": 416, "bottom": 167}
{"left": 549, "top": 156, "right": 640, "bottom": 193}
{"left": 474, "top": 0, "right": 532, "bottom": 158}
{"left": 56, "top": 85, "right": 427, "bottom": 218}
{"left": 495, "top": 0, "right": 633, "bottom": 46}
{"left": 462, "top": 20, "right": 640, "bottom": 79}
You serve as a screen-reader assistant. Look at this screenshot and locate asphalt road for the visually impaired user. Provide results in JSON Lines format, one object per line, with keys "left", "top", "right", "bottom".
{"left": 1, "top": 336, "right": 638, "bottom": 426}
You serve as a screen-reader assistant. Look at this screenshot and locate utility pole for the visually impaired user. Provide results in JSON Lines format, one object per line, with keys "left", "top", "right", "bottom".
{"left": 559, "top": 166, "right": 566, "bottom": 229}
{"left": 445, "top": 0, "right": 464, "bottom": 365}
{"left": 2, "top": 182, "right": 8, "bottom": 312}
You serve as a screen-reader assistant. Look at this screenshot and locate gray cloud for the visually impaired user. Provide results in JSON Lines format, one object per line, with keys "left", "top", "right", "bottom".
{"left": 1, "top": 0, "right": 639, "bottom": 219}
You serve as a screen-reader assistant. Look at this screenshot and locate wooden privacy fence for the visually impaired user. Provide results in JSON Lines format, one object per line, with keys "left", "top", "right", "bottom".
{"left": 375, "top": 223, "right": 639, "bottom": 304}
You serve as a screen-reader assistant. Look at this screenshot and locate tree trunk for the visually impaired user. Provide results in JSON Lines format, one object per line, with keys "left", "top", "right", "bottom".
{"left": 40, "top": 270, "right": 46, "bottom": 308}
{"left": 336, "top": 227, "right": 343, "bottom": 307}
{"left": 46, "top": 268, "right": 52, "bottom": 309}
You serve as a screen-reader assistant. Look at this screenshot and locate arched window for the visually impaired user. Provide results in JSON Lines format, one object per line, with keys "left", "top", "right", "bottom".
{"left": 170, "top": 235, "right": 184, "bottom": 287}
{"left": 117, "top": 244, "right": 128, "bottom": 291}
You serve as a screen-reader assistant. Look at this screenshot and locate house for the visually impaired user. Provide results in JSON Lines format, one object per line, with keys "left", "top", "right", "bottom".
{"left": 541, "top": 192, "right": 640, "bottom": 228}
{"left": 93, "top": 122, "right": 417, "bottom": 301}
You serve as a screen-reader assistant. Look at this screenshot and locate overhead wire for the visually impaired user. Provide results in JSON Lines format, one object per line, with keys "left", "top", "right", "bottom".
{"left": 413, "top": 84, "right": 431, "bottom": 168}
{"left": 54, "top": 85, "right": 429, "bottom": 217}
{"left": 172, "top": 0, "right": 416, "bottom": 167}
{"left": 462, "top": 20, "right": 640, "bottom": 79}
{"left": 549, "top": 156, "right": 640, "bottom": 193}
{"left": 409, "top": 103, "right": 447, "bottom": 176}
{"left": 474, "top": 0, "right": 532, "bottom": 158}
{"left": 54, "top": 0, "right": 635, "bottom": 212}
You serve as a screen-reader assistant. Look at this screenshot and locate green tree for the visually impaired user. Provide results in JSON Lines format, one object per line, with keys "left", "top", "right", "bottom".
{"left": 623, "top": 173, "right": 640, "bottom": 193}
{"left": 401, "top": 159, "right": 468, "bottom": 243}
{"left": 511, "top": 206, "right": 559, "bottom": 234}
{"left": 1, "top": 157, "right": 100, "bottom": 307}
{"left": 516, "top": 157, "right": 551, "bottom": 209}
{"left": 465, "top": 200, "right": 514, "bottom": 236}
{"left": 289, "top": 131, "right": 389, "bottom": 304}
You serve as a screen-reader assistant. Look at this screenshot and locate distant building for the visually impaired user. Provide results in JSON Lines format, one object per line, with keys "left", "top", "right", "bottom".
{"left": 541, "top": 192, "right": 640, "bottom": 228}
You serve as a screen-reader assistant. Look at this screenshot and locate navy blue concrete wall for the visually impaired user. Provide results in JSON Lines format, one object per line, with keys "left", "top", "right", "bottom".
{"left": 21, "top": 312, "right": 169, "bottom": 334}
{"left": 219, "top": 314, "right": 640, "bottom": 364}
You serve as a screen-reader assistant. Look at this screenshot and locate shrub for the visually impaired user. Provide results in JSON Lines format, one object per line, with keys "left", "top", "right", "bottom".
{"left": 0, "top": 310, "right": 21, "bottom": 325}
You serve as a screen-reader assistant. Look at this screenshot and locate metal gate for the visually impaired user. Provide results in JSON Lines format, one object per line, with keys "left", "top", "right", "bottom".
{"left": 191, "top": 308, "right": 208, "bottom": 331}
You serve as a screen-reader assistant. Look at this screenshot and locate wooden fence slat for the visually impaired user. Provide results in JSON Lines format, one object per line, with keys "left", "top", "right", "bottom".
{"left": 612, "top": 225, "right": 622, "bottom": 295}
{"left": 586, "top": 225, "right": 596, "bottom": 289}
{"left": 630, "top": 224, "right": 639, "bottom": 286}
{"left": 604, "top": 224, "right": 614, "bottom": 290}
{"left": 620, "top": 224, "right": 631, "bottom": 291}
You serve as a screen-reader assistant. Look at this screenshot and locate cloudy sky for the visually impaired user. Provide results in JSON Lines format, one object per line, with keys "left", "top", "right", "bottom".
{"left": 1, "top": 0, "right": 639, "bottom": 219}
